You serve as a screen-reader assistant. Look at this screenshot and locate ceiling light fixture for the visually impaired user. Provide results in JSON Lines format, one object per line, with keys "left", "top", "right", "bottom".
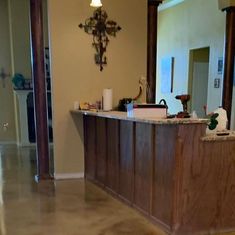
{"left": 90, "top": 0, "right": 102, "bottom": 8}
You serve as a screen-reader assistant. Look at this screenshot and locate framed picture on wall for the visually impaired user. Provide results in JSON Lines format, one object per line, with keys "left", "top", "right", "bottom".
{"left": 160, "top": 57, "right": 174, "bottom": 94}
{"left": 217, "top": 57, "right": 223, "bottom": 75}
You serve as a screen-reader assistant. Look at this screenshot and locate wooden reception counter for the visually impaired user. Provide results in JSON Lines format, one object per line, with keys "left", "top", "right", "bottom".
{"left": 71, "top": 110, "right": 235, "bottom": 235}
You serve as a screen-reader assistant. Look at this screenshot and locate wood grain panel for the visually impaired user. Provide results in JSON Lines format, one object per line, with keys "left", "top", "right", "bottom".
{"left": 214, "top": 141, "right": 235, "bottom": 231}
{"left": 82, "top": 113, "right": 235, "bottom": 235}
{"left": 175, "top": 124, "right": 235, "bottom": 234}
{"left": 174, "top": 124, "right": 208, "bottom": 235}
{"left": 119, "top": 120, "right": 134, "bottom": 203}
{"left": 134, "top": 122, "right": 153, "bottom": 214}
{"left": 106, "top": 119, "right": 120, "bottom": 193}
{"left": 96, "top": 117, "right": 107, "bottom": 185}
{"left": 152, "top": 125, "right": 178, "bottom": 228}
{"left": 83, "top": 115, "right": 96, "bottom": 180}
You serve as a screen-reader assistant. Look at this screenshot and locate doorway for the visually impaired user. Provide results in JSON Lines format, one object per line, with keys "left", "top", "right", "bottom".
{"left": 0, "top": 0, "right": 53, "bottom": 173}
{"left": 0, "top": 0, "right": 16, "bottom": 144}
{"left": 188, "top": 47, "right": 210, "bottom": 118}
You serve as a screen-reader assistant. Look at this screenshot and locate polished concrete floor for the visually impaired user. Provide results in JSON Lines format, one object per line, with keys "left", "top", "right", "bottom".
{"left": 1, "top": 145, "right": 235, "bottom": 235}
{"left": 0, "top": 145, "right": 165, "bottom": 235}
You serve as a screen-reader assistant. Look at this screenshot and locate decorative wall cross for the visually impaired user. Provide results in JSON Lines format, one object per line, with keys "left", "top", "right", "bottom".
{"left": 79, "top": 7, "right": 121, "bottom": 71}
{"left": 0, "top": 68, "right": 10, "bottom": 88}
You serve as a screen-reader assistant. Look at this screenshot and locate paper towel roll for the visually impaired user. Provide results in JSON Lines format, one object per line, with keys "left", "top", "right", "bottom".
{"left": 103, "top": 88, "right": 113, "bottom": 111}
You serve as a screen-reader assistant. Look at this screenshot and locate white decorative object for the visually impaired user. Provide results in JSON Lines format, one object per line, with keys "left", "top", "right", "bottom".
{"left": 14, "top": 90, "right": 32, "bottom": 146}
{"left": 102, "top": 88, "right": 113, "bottom": 111}
{"left": 73, "top": 101, "right": 79, "bottom": 110}
{"left": 191, "top": 110, "right": 198, "bottom": 119}
{"left": 214, "top": 107, "right": 228, "bottom": 131}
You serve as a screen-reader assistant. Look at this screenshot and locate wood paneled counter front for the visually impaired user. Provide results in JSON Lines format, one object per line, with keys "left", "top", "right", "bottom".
{"left": 71, "top": 110, "right": 235, "bottom": 235}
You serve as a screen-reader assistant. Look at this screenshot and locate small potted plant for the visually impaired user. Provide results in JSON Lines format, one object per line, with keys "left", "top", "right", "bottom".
{"left": 12, "top": 73, "right": 25, "bottom": 89}
{"left": 203, "top": 105, "right": 219, "bottom": 131}
{"left": 207, "top": 113, "right": 219, "bottom": 130}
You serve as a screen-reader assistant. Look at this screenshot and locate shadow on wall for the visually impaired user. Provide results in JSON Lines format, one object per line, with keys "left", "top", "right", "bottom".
{"left": 71, "top": 113, "right": 84, "bottom": 144}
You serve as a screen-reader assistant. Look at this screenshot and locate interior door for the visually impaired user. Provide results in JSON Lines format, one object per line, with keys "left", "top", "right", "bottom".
{"left": 0, "top": 0, "right": 16, "bottom": 143}
{"left": 191, "top": 62, "right": 209, "bottom": 118}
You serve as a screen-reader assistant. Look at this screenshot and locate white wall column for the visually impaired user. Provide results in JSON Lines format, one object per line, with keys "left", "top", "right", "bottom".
{"left": 14, "top": 90, "right": 33, "bottom": 146}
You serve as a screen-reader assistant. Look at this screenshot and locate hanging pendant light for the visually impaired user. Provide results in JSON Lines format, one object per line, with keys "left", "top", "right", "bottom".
{"left": 90, "top": 0, "right": 102, "bottom": 7}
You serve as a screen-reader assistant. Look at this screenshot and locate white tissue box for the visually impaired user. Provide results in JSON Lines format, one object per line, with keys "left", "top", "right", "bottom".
{"left": 127, "top": 104, "right": 167, "bottom": 118}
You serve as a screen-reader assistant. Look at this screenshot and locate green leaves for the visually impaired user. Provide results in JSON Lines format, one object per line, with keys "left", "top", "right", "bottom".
{"left": 207, "top": 113, "right": 219, "bottom": 130}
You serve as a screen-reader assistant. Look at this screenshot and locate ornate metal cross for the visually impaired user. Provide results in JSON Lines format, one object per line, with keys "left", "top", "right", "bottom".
{"left": 0, "top": 68, "right": 10, "bottom": 88}
{"left": 79, "top": 7, "right": 121, "bottom": 71}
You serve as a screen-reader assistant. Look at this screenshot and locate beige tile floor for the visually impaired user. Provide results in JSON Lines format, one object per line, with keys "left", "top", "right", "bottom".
{"left": 0, "top": 145, "right": 165, "bottom": 235}
{"left": 0, "top": 145, "right": 235, "bottom": 235}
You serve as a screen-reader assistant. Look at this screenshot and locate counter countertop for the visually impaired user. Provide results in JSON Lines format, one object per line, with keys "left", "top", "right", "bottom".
{"left": 201, "top": 131, "right": 235, "bottom": 142}
{"left": 72, "top": 110, "right": 235, "bottom": 141}
{"left": 71, "top": 109, "right": 208, "bottom": 125}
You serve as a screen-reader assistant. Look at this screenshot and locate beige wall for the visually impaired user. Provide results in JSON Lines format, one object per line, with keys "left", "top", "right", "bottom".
{"left": 157, "top": 0, "right": 226, "bottom": 115}
{"left": 48, "top": 0, "right": 147, "bottom": 174}
{"left": 8, "top": 0, "right": 49, "bottom": 144}
{"left": 8, "top": 0, "right": 31, "bottom": 79}
{"left": 43, "top": 0, "right": 49, "bottom": 48}
{"left": 0, "top": 0, "right": 16, "bottom": 142}
{"left": 8, "top": 0, "right": 32, "bottom": 145}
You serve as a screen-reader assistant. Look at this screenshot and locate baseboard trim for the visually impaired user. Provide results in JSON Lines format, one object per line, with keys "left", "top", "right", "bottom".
{"left": 17, "top": 143, "right": 53, "bottom": 147}
{"left": 54, "top": 172, "right": 84, "bottom": 180}
{"left": 0, "top": 141, "right": 16, "bottom": 145}
{"left": 17, "top": 143, "right": 36, "bottom": 147}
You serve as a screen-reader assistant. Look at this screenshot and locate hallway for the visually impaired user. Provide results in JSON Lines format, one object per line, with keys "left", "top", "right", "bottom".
{"left": 0, "top": 145, "right": 165, "bottom": 235}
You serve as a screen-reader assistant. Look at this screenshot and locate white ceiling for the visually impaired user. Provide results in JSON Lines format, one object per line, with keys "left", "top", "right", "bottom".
{"left": 159, "top": 0, "right": 185, "bottom": 11}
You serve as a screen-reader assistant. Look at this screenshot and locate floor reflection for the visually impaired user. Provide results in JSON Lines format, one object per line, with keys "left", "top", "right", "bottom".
{"left": 0, "top": 144, "right": 165, "bottom": 235}
{"left": 0, "top": 150, "right": 6, "bottom": 235}
{"left": 0, "top": 145, "right": 234, "bottom": 235}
